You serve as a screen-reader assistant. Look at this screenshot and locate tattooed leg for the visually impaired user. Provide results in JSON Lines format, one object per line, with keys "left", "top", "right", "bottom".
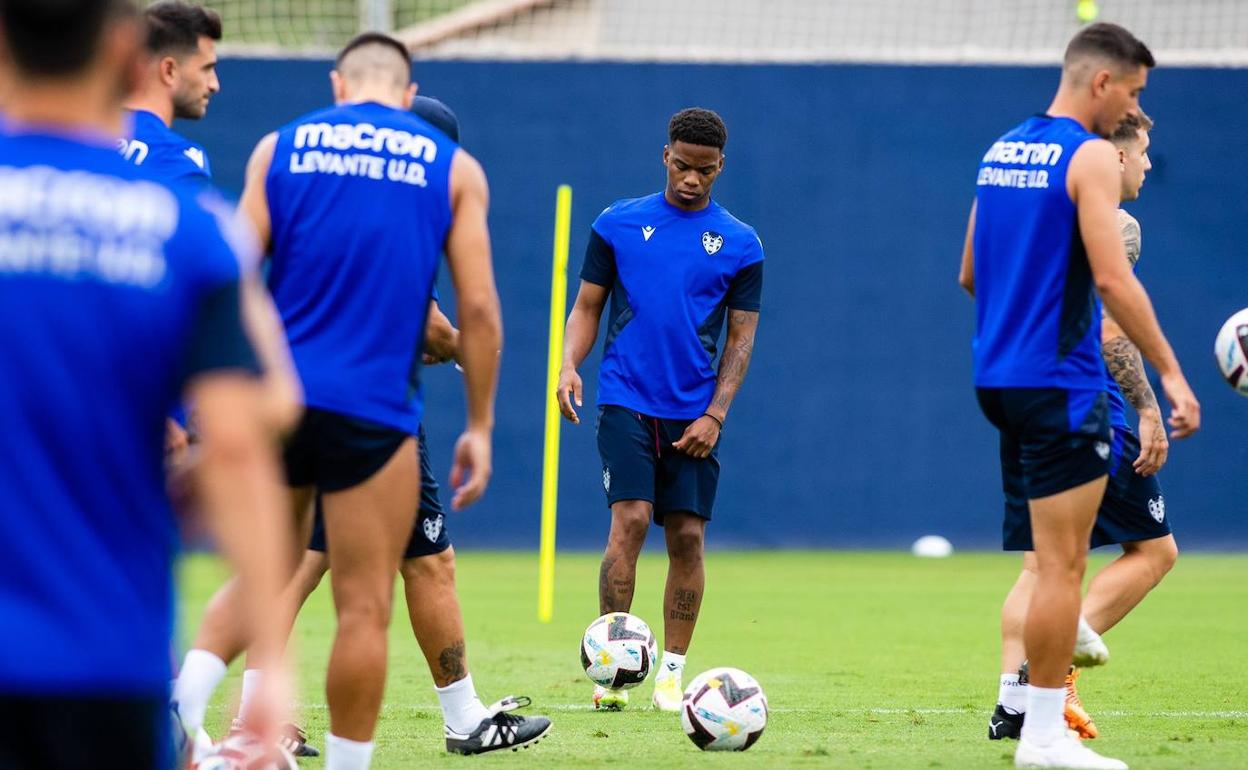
{"left": 662, "top": 512, "right": 706, "bottom": 654}
{"left": 401, "top": 547, "right": 470, "bottom": 687}
{"left": 600, "top": 500, "right": 650, "bottom": 613}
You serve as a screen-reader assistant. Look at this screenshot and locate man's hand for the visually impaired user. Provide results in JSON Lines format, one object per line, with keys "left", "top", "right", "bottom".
{"left": 1160, "top": 371, "right": 1201, "bottom": 439}
{"left": 1133, "top": 408, "right": 1168, "bottom": 476}
{"left": 556, "top": 366, "right": 583, "bottom": 424}
{"left": 672, "top": 416, "right": 720, "bottom": 459}
{"left": 450, "top": 427, "right": 492, "bottom": 510}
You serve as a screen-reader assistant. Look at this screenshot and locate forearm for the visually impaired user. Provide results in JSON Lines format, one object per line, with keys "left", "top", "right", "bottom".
{"left": 707, "top": 312, "right": 758, "bottom": 421}
{"left": 1098, "top": 274, "right": 1179, "bottom": 377}
{"left": 457, "top": 291, "right": 502, "bottom": 431}
{"left": 1102, "top": 334, "right": 1159, "bottom": 412}
{"left": 561, "top": 305, "right": 601, "bottom": 371}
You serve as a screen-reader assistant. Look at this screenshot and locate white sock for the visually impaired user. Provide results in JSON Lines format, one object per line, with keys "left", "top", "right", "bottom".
{"left": 998, "top": 673, "right": 1026, "bottom": 714}
{"left": 1021, "top": 685, "right": 1066, "bottom": 745}
{"left": 171, "top": 649, "right": 227, "bottom": 735}
{"left": 1077, "top": 614, "right": 1100, "bottom": 641}
{"left": 237, "top": 668, "right": 262, "bottom": 721}
{"left": 435, "top": 674, "right": 491, "bottom": 735}
{"left": 658, "top": 651, "right": 686, "bottom": 680}
{"left": 325, "top": 733, "right": 375, "bottom": 770}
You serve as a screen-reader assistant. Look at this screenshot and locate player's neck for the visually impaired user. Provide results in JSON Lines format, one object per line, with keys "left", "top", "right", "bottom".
{"left": 663, "top": 188, "right": 712, "bottom": 213}
{"left": 1045, "top": 93, "right": 1095, "bottom": 133}
{"left": 6, "top": 77, "right": 125, "bottom": 138}
{"left": 340, "top": 86, "right": 406, "bottom": 110}
{"left": 124, "top": 90, "right": 175, "bottom": 127}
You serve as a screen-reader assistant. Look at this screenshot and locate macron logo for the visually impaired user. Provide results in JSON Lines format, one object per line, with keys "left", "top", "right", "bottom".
{"left": 642, "top": 226, "right": 655, "bottom": 241}
{"left": 183, "top": 147, "right": 206, "bottom": 169}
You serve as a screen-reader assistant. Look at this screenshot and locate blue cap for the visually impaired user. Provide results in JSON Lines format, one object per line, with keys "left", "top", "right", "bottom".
{"left": 412, "top": 95, "right": 460, "bottom": 144}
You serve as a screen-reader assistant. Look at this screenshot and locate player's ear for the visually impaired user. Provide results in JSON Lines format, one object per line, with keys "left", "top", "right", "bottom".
{"left": 662, "top": 144, "right": 670, "bottom": 166}
{"left": 329, "top": 70, "right": 346, "bottom": 104}
{"left": 1117, "top": 146, "right": 1125, "bottom": 171}
{"left": 1090, "top": 68, "right": 1111, "bottom": 97}
{"left": 401, "top": 83, "right": 416, "bottom": 110}
{"left": 159, "top": 55, "right": 178, "bottom": 88}
{"left": 717, "top": 153, "right": 725, "bottom": 172}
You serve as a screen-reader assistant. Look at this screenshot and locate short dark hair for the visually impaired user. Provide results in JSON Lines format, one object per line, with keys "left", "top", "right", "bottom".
{"left": 0, "top": 0, "right": 133, "bottom": 76}
{"left": 1109, "top": 110, "right": 1154, "bottom": 145}
{"left": 668, "top": 108, "right": 727, "bottom": 150}
{"left": 336, "top": 31, "right": 410, "bottom": 71}
{"left": 144, "top": 1, "right": 221, "bottom": 56}
{"left": 1064, "top": 22, "right": 1155, "bottom": 71}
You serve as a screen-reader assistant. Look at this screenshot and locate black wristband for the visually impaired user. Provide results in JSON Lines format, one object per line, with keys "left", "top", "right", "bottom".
{"left": 703, "top": 412, "right": 723, "bottom": 430}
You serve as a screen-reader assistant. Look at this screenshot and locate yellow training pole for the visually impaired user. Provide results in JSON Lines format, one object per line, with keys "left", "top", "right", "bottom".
{"left": 539, "top": 184, "right": 572, "bottom": 622}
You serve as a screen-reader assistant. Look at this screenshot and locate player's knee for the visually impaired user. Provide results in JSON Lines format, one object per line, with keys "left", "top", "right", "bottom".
{"left": 608, "top": 504, "right": 649, "bottom": 549}
{"left": 665, "top": 520, "right": 705, "bottom": 564}
{"left": 1134, "top": 536, "right": 1178, "bottom": 582}
{"left": 401, "top": 548, "right": 456, "bottom": 588}
{"left": 334, "top": 580, "right": 394, "bottom": 631}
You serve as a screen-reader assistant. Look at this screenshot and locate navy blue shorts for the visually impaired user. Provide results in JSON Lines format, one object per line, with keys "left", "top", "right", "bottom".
{"left": 1002, "top": 426, "right": 1171, "bottom": 550}
{"left": 308, "top": 426, "right": 450, "bottom": 559}
{"left": 283, "top": 407, "right": 411, "bottom": 493}
{"left": 977, "top": 387, "right": 1113, "bottom": 549}
{"left": 596, "top": 405, "right": 719, "bottom": 524}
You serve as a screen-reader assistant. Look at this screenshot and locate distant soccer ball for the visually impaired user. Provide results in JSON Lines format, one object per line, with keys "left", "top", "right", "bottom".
{"left": 1215, "top": 308, "right": 1248, "bottom": 396}
{"left": 681, "top": 667, "right": 768, "bottom": 751}
{"left": 580, "top": 612, "right": 658, "bottom": 689}
{"left": 911, "top": 534, "right": 954, "bottom": 558}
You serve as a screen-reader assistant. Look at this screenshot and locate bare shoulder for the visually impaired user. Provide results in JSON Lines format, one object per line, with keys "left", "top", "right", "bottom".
{"left": 1066, "top": 138, "right": 1117, "bottom": 200}
{"left": 1117, "top": 209, "right": 1142, "bottom": 266}
{"left": 450, "top": 147, "right": 489, "bottom": 205}
{"left": 245, "top": 132, "right": 279, "bottom": 177}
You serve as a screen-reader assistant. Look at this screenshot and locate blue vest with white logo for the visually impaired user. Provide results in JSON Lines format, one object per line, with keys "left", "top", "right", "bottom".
{"left": 973, "top": 115, "right": 1104, "bottom": 390}
{"left": 266, "top": 101, "right": 455, "bottom": 432}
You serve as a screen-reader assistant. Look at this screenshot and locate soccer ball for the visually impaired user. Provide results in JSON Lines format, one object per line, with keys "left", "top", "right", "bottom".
{"left": 1215, "top": 308, "right": 1248, "bottom": 396}
{"left": 580, "top": 612, "right": 658, "bottom": 689}
{"left": 681, "top": 667, "right": 768, "bottom": 751}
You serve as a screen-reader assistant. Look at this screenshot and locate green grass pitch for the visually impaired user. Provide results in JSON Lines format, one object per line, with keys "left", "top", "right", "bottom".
{"left": 179, "top": 550, "right": 1248, "bottom": 768}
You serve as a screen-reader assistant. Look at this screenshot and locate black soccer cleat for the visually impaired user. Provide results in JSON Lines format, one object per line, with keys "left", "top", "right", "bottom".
{"left": 987, "top": 703, "right": 1024, "bottom": 740}
{"left": 278, "top": 722, "right": 319, "bottom": 758}
{"left": 444, "top": 696, "right": 552, "bottom": 755}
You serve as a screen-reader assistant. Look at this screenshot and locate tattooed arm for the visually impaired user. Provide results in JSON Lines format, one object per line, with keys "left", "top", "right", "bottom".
{"left": 1103, "top": 209, "right": 1168, "bottom": 475}
{"left": 707, "top": 310, "right": 760, "bottom": 422}
{"left": 672, "top": 309, "right": 760, "bottom": 459}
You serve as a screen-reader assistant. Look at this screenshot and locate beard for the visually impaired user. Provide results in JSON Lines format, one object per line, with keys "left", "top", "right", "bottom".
{"left": 172, "top": 89, "right": 207, "bottom": 120}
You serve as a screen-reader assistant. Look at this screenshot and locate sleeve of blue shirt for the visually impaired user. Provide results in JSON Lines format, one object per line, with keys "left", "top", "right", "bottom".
{"left": 177, "top": 200, "right": 262, "bottom": 382}
{"left": 580, "top": 227, "right": 617, "bottom": 287}
{"left": 726, "top": 235, "right": 764, "bottom": 311}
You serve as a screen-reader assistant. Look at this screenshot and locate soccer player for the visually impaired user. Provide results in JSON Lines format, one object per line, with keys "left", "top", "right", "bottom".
{"left": 121, "top": 0, "right": 223, "bottom": 459}
{"left": 557, "top": 108, "right": 763, "bottom": 712}
{"left": 987, "top": 111, "right": 1176, "bottom": 744}
{"left": 121, "top": 0, "right": 220, "bottom": 186}
{"left": 203, "top": 34, "right": 509, "bottom": 769}
{"left": 227, "top": 96, "right": 551, "bottom": 758}
{"left": 0, "top": 0, "right": 296, "bottom": 767}
{"left": 959, "top": 23, "right": 1199, "bottom": 769}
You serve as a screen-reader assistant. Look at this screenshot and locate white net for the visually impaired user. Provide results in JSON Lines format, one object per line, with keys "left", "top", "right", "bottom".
{"left": 186, "top": 0, "right": 1248, "bottom": 66}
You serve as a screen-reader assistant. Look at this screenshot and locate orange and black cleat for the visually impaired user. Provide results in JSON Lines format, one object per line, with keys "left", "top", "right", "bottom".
{"left": 1064, "top": 667, "right": 1099, "bottom": 739}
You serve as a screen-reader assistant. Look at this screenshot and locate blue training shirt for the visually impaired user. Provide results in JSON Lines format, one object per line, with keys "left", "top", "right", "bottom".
{"left": 972, "top": 115, "right": 1105, "bottom": 391}
{"left": 120, "top": 108, "right": 212, "bottom": 186}
{"left": 266, "top": 101, "right": 455, "bottom": 433}
{"left": 583, "top": 193, "right": 764, "bottom": 420}
{"left": 0, "top": 126, "right": 258, "bottom": 696}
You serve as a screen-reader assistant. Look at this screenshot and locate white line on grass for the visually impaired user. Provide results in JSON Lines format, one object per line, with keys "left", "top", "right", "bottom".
{"left": 283, "top": 703, "right": 1248, "bottom": 718}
